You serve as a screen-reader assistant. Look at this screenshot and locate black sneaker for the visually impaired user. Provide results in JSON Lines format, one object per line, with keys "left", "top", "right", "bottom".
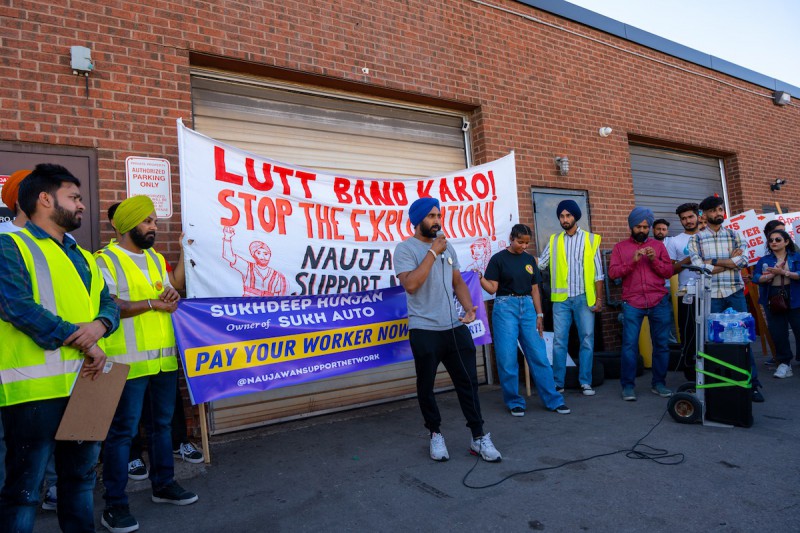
{"left": 509, "top": 406, "right": 525, "bottom": 417}
{"left": 555, "top": 386, "right": 565, "bottom": 393}
{"left": 101, "top": 505, "right": 139, "bottom": 533}
{"left": 151, "top": 482, "right": 199, "bottom": 506}
{"left": 553, "top": 404, "right": 571, "bottom": 415}
{"left": 127, "top": 458, "right": 148, "bottom": 481}
{"left": 173, "top": 442, "right": 204, "bottom": 464}
{"left": 752, "top": 388, "right": 765, "bottom": 403}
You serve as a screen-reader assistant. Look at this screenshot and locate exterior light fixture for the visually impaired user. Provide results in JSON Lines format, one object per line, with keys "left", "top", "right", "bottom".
{"left": 771, "top": 178, "right": 787, "bottom": 192}
{"left": 598, "top": 127, "right": 613, "bottom": 137}
{"left": 555, "top": 156, "right": 569, "bottom": 176}
{"left": 773, "top": 91, "right": 791, "bottom": 106}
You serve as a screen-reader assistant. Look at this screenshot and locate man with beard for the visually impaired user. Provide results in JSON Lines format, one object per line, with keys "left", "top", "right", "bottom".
{"left": 222, "top": 225, "right": 288, "bottom": 296}
{"left": 97, "top": 195, "right": 198, "bottom": 533}
{"left": 652, "top": 219, "right": 670, "bottom": 241}
{"left": 609, "top": 207, "right": 674, "bottom": 401}
{"left": 0, "top": 164, "right": 119, "bottom": 532}
{"left": 688, "top": 195, "right": 764, "bottom": 402}
{"left": 394, "top": 197, "right": 501, "bottom": 463}
{"left": 537, "top": 200, "right": 603, "bottom": 396}
{"left": 666, "top": 203, "right": 702, "bottom": 372}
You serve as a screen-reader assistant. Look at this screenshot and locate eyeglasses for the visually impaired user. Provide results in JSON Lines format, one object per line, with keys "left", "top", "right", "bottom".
{"left": 769, "top": 238, "right": 785, "bottom": 243}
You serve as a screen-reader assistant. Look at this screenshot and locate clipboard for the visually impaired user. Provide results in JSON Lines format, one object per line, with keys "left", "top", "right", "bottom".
{"left": 56, "top": 361, "right": 129, "bottom": 441}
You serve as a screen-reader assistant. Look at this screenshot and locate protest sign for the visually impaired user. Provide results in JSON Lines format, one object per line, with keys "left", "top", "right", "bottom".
{"left": 177, "top": 120, "right": 518, "bottom": 298}
{"left": 172, "top": 272, "right": 491, "bottom": 404}
{"left": 724, "top": 210, "right": 764, "bottom": 265}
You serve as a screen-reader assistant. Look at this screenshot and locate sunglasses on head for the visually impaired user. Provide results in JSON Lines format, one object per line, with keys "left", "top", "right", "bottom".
{"left": 769, "top": 237, "right": 784, "bottom": 243}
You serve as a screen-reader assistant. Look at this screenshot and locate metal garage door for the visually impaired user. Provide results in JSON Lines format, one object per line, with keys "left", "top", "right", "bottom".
{"left": 630, "top": 145, "right": 727, "bottom": 235}
{"left": 190, "top": 71, "right": 482, "bottom": 433}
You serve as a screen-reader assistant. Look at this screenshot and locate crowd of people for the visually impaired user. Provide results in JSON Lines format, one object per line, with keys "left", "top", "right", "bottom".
{"left": 0, "top": 164, "right": 796, "bottom": 532}
{"left": 0, "top": 165, "right": 202, "bottom": 533}
{"left": 395, "top": 193, "right": 795, "bottom": 463}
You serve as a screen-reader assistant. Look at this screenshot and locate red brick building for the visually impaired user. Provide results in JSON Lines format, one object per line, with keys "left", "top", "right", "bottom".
{"left": 2, "top": 0, "right": 798, "bottom": 433}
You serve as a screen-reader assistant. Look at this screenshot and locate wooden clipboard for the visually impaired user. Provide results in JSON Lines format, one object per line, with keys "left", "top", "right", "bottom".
{"left": 55, "top": 361, "right": 129, "bottom": 441}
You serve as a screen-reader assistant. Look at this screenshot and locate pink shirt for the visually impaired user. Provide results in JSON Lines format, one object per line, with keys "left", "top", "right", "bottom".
{"left": 608, "top": 237, "right": 674, "bottom": 309}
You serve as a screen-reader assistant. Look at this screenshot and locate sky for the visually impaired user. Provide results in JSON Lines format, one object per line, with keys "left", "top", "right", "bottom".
{"left": 565, "top": 0, "right": 800, "bottom": 89}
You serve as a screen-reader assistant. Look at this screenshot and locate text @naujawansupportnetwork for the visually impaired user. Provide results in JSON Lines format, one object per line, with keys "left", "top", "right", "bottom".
{"left": 235, "top": 353, "right": 381, "bottom": 386}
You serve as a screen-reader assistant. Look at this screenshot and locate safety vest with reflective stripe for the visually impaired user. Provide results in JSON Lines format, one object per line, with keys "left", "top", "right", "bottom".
{"left": 96, "top": 244, "right": 177, "bottom": 379}
{"left": 549, "top": 231, "right": 601, "bottom": 306}
{"left": 0, "top": 229, "right": 103, "bottom": 407}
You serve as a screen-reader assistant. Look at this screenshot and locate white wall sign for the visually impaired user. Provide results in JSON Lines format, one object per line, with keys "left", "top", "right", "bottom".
{"left": 125, "top": 157, "right": 173, "bottom": 218}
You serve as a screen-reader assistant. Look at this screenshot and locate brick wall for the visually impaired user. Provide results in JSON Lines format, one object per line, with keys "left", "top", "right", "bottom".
{"left": 2, "top": 0, "right": 798, "bottom": 428}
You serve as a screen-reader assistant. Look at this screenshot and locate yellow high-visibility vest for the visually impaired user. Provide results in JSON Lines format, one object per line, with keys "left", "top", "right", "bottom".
{"left": 96, "top": 244, "right": 177, "bottom": 379}
{"left": 0, "top": 229, "right": 103, "bottom": 407}
{"left": 549, "top": 231, "right": 601, "bottom": 306}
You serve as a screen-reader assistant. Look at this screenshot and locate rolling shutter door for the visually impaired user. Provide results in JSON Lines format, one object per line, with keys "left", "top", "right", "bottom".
{"left": 190, "top": 72, "right": 481, "bottom": 433}
{"left": 630, "top": 145, "right": 725, "bottom": 234}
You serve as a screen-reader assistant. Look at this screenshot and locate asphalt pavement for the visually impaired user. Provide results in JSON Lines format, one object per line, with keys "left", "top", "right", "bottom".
{"left": 33, "top": 348, "right": 799, "bottom": 533}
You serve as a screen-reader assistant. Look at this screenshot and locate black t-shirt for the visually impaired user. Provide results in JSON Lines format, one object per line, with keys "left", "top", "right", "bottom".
{"left": 484, "top": 249, "right": 541, "bottom": 296}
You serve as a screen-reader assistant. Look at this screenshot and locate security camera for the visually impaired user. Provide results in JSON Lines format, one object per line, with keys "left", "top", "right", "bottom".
{"left": 461, "top": 121, "right": 470, "bottom": 132}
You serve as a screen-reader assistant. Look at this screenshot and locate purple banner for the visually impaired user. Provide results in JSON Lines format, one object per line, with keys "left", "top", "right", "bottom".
{"left": 173, "top": 272, "right": 491, "bottom": 404}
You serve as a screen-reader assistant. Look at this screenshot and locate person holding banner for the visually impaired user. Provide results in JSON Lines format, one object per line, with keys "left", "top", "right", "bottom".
{"left": 753, "top": 230, "right": 800, "bottom": 379}
{"left": 394, "top": 197, "right": 502, "bottom": 463}
{"left": 97, "top": 195, "right": 198, "bottom": 533}
{"left": 477, "top": 224, "right": 570, "bottom": 417}
{"left": 0, "top": 164, "right": 119, "bottom": 533}
{"left": 537, "top": 200, "right": 603, "bottom": 396}
{"left": 688, "top": 195, "right": 764, "bottom": 402}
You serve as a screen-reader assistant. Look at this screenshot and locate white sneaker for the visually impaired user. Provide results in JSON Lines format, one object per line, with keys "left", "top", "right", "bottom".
{"left": 774, "top": 363, "right": 794, "bottom": 379}
{"left": 470, "top": 433, "right": 502, "bottom": 462}
{"left": 429, "top": 432, "right": 449, "bottom": 461}
{"left": 581, "top": 384, "right": 596, "bottom": 396}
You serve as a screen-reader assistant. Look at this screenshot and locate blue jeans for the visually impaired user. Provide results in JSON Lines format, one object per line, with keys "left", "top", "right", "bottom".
{"left": 710, "top": 290, "right": 759, "bottom": 385}
{"left": 103, "top": 371, "right": 177, "bottom": 508}
{"left": 621, "top": 295, "right": 672, "bottom": 389}
{"left": 493, "top": 296, "right": 564, "bottom": 410}
{"left": 552, "top": 293, "right": 596, "bottom": 388}
{"left": 0, "top": 398, "right": 101, "bottom": 533}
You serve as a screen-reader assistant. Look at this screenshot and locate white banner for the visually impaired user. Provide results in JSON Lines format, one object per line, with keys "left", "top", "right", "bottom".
{"left": 177, "top": 120, "right": 519, "bottom": 298}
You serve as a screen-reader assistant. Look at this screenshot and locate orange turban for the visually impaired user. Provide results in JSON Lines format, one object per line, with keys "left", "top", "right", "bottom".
{"left": 2, "top": 169, "right": 32, "bottom": 211}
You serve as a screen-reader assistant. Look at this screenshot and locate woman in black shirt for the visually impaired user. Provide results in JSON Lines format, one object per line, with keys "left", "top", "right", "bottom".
{"left": 478, "top": 224, "right": 569, "bottom": 416}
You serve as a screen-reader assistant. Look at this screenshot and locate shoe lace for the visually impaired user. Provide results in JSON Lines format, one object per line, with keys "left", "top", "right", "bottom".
{"left": 478, "top": 433, "right": 495, "bottom": 451}
{"left": 182, "top": 442, "right": 198, "bottom": 453}
{"left": 130, "top": 458, "right": 145, "bottom": 469}
{"left": 431, "top": 433, "right": 445, "bottom": 448}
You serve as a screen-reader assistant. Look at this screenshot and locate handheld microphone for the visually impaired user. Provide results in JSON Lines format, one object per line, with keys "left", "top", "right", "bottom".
{"left": 436, "top": 230, "right": 445, "bottom": 261}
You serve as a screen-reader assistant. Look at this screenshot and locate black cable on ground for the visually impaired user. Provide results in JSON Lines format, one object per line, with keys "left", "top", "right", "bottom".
{"left": 462, "top": 408, "right": 685, "bottom": 489}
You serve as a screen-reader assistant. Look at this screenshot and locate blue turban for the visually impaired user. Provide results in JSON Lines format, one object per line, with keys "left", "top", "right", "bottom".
{"left": 409, "top": 197, "right": 440, "bottom": 226}
{"left": 628, "top": 207, "right": 654, "bottom": 229}
{"left": 556, "top": 199, "right": 581, "bottom": 221}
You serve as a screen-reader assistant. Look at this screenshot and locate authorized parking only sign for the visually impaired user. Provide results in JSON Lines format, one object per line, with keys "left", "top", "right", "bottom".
{"left": 125, "top": 156, "right": 173, "bottom": 218}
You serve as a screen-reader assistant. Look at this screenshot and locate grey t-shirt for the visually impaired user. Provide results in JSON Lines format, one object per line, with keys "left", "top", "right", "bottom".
{"left": 394, "top": 236, "right": 462, "bottom": 331}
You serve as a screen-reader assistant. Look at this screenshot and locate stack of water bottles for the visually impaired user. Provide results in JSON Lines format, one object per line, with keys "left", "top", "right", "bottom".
{"left": 707, "top": 308, "right": 756, "bottom": 343}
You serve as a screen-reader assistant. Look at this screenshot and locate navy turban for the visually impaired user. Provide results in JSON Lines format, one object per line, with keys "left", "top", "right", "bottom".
{"left": 556, "top": 199, "right": 581, "bottom": 221}
{"left": 628, "top": 207, "right": 654, "bottom": 229}
{"left": 409, "top": 197, "right": 440, "bottom": 226}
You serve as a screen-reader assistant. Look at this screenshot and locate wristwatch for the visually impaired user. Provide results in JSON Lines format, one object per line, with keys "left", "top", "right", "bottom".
{"left": 711, "top": 258, "right": 718, "bottom": 266}
{"left": 536, "top": 313, "right": 544, "bottom": 318}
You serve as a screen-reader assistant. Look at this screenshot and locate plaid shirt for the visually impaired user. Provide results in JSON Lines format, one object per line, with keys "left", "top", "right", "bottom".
{"left": 0, "top": 222, "right": 119, "bottom": 350}
{"left": 687, "top": 226, "right": 748, "bottom": 298}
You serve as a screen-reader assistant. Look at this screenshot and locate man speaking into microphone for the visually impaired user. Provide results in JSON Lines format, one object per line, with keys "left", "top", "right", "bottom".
{"left": 394, "top": 197, "right": 502, "bottom": 463}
